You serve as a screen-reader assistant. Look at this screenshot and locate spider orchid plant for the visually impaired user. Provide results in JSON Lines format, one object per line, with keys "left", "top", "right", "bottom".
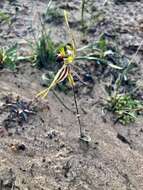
{"left": 36, "top": 11, "right": 91, "bottom": 142}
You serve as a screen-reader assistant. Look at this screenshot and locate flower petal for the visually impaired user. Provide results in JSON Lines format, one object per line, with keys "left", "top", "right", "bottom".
{"left": 36, "top": 65, "right": 70, "bottom": 98}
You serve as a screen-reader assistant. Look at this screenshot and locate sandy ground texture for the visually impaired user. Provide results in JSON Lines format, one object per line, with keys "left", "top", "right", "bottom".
{"left": 0, "top": 0, "right": 143, "bottom": 189}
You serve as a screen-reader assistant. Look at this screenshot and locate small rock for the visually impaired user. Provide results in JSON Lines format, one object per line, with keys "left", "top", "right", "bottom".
{"left": 9, "top": 143, "right": 26, "bottom": 152}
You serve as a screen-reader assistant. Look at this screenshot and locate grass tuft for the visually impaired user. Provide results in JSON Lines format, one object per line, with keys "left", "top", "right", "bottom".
{"left": 106, "top": 93, "right": 143, "bottom": 125}
{"left": 0, "top": 44, "right": 18, "bottom": 70}
{"left": 0, "top": 11, "right": 11, "bottom": 24}
{"left": 32, "top": 33, "right": 57, "bottom": 70}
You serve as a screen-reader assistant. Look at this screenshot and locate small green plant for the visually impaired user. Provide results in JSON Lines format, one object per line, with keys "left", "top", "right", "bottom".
{"left": 76, "top": 35, "right": 123, "bottom": 70}
{"left": 0, "top": 11, "right": 11, "bottom": 24}
{"left": 0, "top": 44, "right": 17, "bottom": 70}
{"left": 104, "top": 41, "right": 143, "bottom": 125}
{"left": 106, "top": 93, "right": 143, "bottom": 125}
{"left": 32, "top": 33, "right": 57, "bottom": 69}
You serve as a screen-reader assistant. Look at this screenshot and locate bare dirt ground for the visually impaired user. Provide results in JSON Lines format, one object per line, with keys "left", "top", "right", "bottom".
{"left": 0, "top": 0, "right": 143, "bottom": 189}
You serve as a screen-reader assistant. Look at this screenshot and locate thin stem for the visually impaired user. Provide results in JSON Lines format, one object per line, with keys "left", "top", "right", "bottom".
{"left": 72, "top": 85, "right": 83, "bottom": 137}
{"left": 52, "top": 89, "right": 74, "bottom": 113}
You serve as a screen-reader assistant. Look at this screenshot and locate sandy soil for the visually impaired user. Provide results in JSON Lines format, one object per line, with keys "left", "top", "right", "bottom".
{"left": 0, "top": 0, "right": 143, "bottom": 190}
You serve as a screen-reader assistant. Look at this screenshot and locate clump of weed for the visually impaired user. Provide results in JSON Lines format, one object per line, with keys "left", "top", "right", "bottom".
{"left": 0, "top": 44, "right": 18, "bottom": 70}
{"left": 104, "top": 70, "right": 143, "bottom": 125}
{"left": 106, "top": 93, "right": 143, "bottom": 125}
{"left": 0, "top": 11, "right": 11, "bottom": 24}
{"left": 104, "top": 41, "right": 143, "bottom": 125}
{"left": 76, "top": 35, "right": 123, "bottom": 70}
{"left": 32, "top": 33, "right": 57, "bottom": 70}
